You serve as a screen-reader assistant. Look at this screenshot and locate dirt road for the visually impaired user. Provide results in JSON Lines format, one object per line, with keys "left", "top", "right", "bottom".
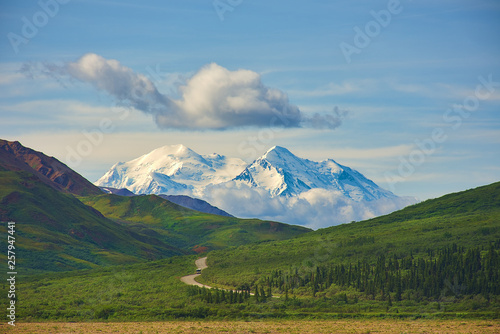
{"left": 195, "top": 256, "right": 208, "bottom": 270}
{"left": 180, "top": 257, "right": 212, "bottom": 288}
{"left": 180, "top": 257, "right": 269, "bottom": 296}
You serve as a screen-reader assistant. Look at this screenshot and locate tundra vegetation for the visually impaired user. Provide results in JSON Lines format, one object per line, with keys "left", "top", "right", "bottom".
{"left": 0, "top": 182, "right": 499, "bottom": 322}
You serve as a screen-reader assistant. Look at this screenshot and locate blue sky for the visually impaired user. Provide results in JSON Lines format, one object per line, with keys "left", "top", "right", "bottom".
{"left": 1, "top": 0, "right": 499, "bottom": 201}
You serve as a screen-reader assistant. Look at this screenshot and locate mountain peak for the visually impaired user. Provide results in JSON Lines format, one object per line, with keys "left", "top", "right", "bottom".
{"left": 95, "top": 144, "right": 247, "bottom": 196}
{"left": 262, "top": 146, "right": 300, "bottom": 164}
{"left": 174, "top": 144, "right": 189, "bottom": 154}
{"left": 150, "top": 144, "right": 195, "bottom": 157}
{"left": 133, "top": 144, "right": 203, "bottom": 167}
{"left": 233, "top": 146, "right": 396, "bottom": 200}
{"left": 96, "top": 144, "right": 398, "bottom": 202}
{"left": 265, "top": 145, "right": 292, "bottom": 155}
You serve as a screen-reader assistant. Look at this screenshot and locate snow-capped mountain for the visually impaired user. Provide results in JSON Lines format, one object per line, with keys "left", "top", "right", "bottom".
{"left": 95, "top": 144, "right": 416, "bottom": 228}
{"left": 233, "top": 146, "right": 395, "bottom": 201}
{"left": 95, "top": 144, "right": 247, "bottom": 196}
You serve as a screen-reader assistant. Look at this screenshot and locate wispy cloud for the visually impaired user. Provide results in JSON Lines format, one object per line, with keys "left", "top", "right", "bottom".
{"left": 0, "top": 72, "right": 24, "bottom": 85}
{"left": 289, "top": 80, "right": 374, "bottom": 98}
{"left": 331, "top": 144, "right": 414, "bottom": 160}
{"left": 289, "top": 77, "right": 491, "bottom": 100}
{"left": 0, "top": 99, "right": 152, "bottom": 133}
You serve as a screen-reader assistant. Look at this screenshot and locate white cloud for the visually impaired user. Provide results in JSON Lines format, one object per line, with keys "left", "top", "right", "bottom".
{"left": 0, "top": 63, "right": 64, "bottom": 98}
{"left": 0, "top": 99, "right": 151, "bottom": 130}
{"left": 23, "top": 53, "right": 345, "bottom": 131}
{"left": 289, "top": 77, "right": 497, "bottom": 101}
{"left": 203, "top": 183, "right": 417, "bottom": 230}
{"left": 165, "top": 62, "right": 302, "bottom": 129}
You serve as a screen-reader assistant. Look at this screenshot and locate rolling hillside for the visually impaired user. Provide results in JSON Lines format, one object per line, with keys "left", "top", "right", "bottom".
{"left": 201, "top": 181, "right": 500, "bottom": 288}
{"left": 80, "top": 194, "right": 311, "bottom": 252}
{"left": 0, "top": 169, "right": 185, "bottom": 273}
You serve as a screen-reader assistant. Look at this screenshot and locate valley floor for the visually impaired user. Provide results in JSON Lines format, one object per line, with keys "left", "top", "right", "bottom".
{"left": 2, "top": 320, "right": 499, "bottom": 334}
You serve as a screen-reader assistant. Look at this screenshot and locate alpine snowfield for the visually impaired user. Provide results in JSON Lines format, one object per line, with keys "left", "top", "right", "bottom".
{"left": 233, "top": 146, "right": 396, "bottom": 200}
{"left": 95, "top": 144, "right": 247, "bottom": 197}
{"left": 96, "top": 145, "right": 417, "bottom": 229}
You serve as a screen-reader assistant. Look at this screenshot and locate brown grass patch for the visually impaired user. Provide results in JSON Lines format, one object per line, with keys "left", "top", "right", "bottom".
{"left": 2, "top": 319, "right": 499, "bottom": 334}
{"left": 193, "top": 245, "right": 209, "bottom": 253}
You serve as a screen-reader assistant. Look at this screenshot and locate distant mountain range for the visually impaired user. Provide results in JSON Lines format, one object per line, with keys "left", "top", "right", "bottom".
{"left": 95, "top": 144, "right": 415, "bottom": 227}
{"left": 100, "top": 186, "right": 233, "bottom": 216}
{"left": 96, "top": 144, "right": 395, "bottom": 201}
{"left": 158, "top": 194, "right": 233, "bottom": 217}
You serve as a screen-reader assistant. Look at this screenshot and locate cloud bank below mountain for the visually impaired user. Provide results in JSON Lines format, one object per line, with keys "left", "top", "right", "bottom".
{"left": 203, "top": 184, "right": 417, "bottom": 230}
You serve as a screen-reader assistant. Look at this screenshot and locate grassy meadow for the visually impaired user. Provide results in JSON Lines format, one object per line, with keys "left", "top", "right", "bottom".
{"left": 2, "top": 319, "right": 499, "bottom": 334}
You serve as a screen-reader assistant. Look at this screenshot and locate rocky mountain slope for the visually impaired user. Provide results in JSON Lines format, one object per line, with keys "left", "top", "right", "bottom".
{"left": 0, "top": 139, "right": 102, "bottom": 196}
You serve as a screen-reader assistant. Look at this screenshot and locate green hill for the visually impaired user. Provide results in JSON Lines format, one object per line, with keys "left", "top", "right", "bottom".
{"left": 0, "top": 169, "right": 186, "bottom": 273}
{"left": 201, "top": 181, "right": 500, "bottom": 290}
{"left": 80, "top": 193, "right": 311, "bottom": 252}
{"left": 0, "top": 139, "right": 190, "bottom": 273}
{"left": 0, "top": 169, "right": 309, "bottom": 274}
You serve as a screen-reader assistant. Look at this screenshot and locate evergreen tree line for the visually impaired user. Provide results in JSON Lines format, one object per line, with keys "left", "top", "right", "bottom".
{"left": 188, "top": 286, "right": 251, "bottom": 304}
{"left": 260, "top": 241, "right": 500, "bottom": 301}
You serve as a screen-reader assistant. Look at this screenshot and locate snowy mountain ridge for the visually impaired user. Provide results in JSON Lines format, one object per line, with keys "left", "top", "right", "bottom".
{"left": 96, "top": 144, "right": 396, "bottom": 201}
{"left": 95, "top": 144, "right": 247, "bottom": 197}
{"left": 233, "top": 146, "right": 395, "bottom": 201}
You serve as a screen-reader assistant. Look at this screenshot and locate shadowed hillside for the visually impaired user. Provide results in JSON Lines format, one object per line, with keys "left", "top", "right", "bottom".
{"left": 81, "top": 194, "right": 311, "bottom": 252}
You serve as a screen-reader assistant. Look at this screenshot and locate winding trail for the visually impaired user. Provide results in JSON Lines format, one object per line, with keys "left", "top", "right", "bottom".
{"left": 180, "top": 257, "right": 213, "bottom": 289}
{"left": 180, "top": 257, "right": 273, "bottom": 297}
